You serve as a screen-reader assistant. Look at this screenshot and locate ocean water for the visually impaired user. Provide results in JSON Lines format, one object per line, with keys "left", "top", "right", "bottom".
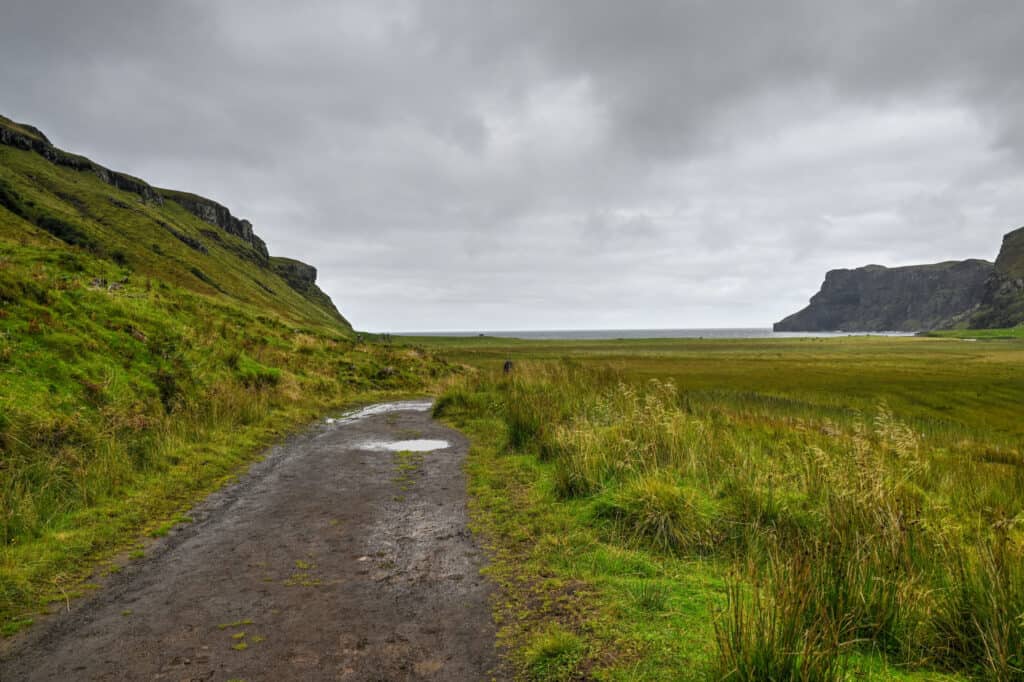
{"left": 399, "top": 328, "right": 917, "bottom": 340}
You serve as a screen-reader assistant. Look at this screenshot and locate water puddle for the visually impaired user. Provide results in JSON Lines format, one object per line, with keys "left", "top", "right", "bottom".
{"left": 358, "top": 439, "right": 451, "bottom": 452}
{"left": 324, "top": 400, "right": 433, "bottom": 426}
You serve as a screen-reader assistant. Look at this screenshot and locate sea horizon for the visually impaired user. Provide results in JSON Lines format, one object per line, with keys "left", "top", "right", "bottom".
{"left": 393, "top": 328, "right": 918, "bottom": 340}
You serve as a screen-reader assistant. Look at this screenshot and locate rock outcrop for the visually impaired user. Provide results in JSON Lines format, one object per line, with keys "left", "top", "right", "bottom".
{"left": 0, "top": 115, "right": 274, "bottom": 264}
{"left": 270, "top": 256, "right": 348, "bottom": 324}
{"left": 774, "top": 260, "right": 993, "bottom": 332}
{"left": 970, "top": 226, "right": 1024, "bottom": 328}
{"left": 157, "top": 189, "right": 269, "bottom": 262}
{"left": 1, "top": 113, "right": 350, "bottom": 329}
{"left": 0, "top": 115, "right": 163, "bottom": 205}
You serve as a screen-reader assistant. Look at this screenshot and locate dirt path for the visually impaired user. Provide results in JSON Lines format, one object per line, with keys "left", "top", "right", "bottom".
{"left": 0, "top": 401, "right": 498, "bottom": 681}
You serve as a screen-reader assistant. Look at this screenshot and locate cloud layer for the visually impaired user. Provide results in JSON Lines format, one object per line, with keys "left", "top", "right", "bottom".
{"left": 4, "top": 0, "right": 1023, "bottom": 330}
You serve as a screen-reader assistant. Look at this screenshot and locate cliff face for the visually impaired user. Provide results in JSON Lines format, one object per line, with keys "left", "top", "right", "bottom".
{"left": 0, "top": 115, "right": 275, "bottom": 265}
{"left": 270, "top": 257, "right": 349, "bottom": 325}
{"left": 157, "top": 189, "right": 269, "bottom": 262}
{"left": 774, "top": 260, "right": 993, "bottom": 332}
{"left": 970, "top": 226, "right": 1024, "bottom": 328}
{"left": 0, "top": 114, "right": 163, "bottom": 204}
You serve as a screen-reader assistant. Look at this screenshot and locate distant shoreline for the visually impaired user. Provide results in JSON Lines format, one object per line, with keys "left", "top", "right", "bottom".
{"left": 393, "top": 328, "right": 918, "bottom": 340}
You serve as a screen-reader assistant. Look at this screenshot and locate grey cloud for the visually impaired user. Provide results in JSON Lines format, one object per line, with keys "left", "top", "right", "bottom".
{"left": 2, "top": 1, "right": 1023, "bottom": 330}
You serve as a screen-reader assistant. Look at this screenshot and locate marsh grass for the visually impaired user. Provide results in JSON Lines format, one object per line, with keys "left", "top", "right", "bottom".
{"left": 437, "top": 358, "right": 1024, "bottom": 680}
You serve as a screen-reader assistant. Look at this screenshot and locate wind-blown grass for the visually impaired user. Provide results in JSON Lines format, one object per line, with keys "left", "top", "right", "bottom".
{"left": 435, "top": 354, "right": 1024, "bottom": 680}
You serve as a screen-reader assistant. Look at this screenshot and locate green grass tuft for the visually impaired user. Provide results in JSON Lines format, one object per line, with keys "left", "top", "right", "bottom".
{"left": 522, "top": 623, "right": 586, "bottom": 681}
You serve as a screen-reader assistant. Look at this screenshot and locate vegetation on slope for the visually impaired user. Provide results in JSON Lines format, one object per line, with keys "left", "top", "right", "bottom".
{"left": 0, "top": 118, "right": 449, "bottom": 634}
{"left": 0, "top": 116, "right": 345, "bottom": 330}
{"left": 972, "top": 227, "right": 1024, "bottom": 329}
{"left": 425, "top": 336, "right": 1024, "bottom": 680}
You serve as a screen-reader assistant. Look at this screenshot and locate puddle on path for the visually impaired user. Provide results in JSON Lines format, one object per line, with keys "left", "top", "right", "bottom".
{"left": 324, "top": 400, "right": 433, "bottom": 426}
{"left": 358, "top": 439, "right": 451, "bottom": 452}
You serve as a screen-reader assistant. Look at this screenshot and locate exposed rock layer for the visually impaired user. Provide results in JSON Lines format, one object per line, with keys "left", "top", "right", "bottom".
{"left": 157, "top": 189, "right": 269, "bottom": 262}
{"left": 0, "top": 114, "right": 343, "bottom": 324}
{"left": 971, "top": 226, "right": 1024, "bottom": 328}
{"left": 777, "top": 225, "right": 1024, "bottom": 331}
{"left": 0, "top": 115, "right": 162, "bottom": 204}
{"left": 270, "top": 257, "right": 348, "bottom": 324}
{"left": 774, "top": 260, "right": 993, "bottom": 332}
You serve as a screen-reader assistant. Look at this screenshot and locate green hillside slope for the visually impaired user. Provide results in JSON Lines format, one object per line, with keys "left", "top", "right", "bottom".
{"left": 0, "top": 114, "right": 347, "bottom": 329}
{"left": 0, "top": 115, "right": 443, "bottom": 633}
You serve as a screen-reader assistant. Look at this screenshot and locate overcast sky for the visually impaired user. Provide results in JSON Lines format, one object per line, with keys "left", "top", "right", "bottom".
{"left": 4, "top": 1, "right": 1024, "bottom": 331}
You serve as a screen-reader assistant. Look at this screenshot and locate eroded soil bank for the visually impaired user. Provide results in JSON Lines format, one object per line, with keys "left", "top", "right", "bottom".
{"left": 0, "top": 401, "right": 498, "bottom": 681}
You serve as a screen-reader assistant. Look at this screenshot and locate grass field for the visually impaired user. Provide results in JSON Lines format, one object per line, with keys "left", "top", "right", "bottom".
{"left": 926, "top": 328, "right": 1024, "bottom": 340}
{"left": 411, "top": 334, "right": 1024, "bottom": 680}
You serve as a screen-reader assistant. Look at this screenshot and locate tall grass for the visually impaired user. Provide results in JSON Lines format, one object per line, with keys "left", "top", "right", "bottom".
{"left": 0, "top": 255, "right": 448, "bottom": 628}
{"left": 440, "top": 360, "right": 1024, "bottom": 680}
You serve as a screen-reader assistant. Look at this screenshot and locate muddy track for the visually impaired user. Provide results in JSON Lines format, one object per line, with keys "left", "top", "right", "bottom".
{"left": 0, "top": 401, "right": 499, "bottom": 681}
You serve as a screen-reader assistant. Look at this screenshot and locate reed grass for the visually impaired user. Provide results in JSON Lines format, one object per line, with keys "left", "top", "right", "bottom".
{"left": 436, "top": 356, "right": 1024, "bottom": 680}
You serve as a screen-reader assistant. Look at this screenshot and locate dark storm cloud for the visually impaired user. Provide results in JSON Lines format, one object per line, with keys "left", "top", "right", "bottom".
{"left": 3, "top": 1, "right": 1023, "bottom": 330}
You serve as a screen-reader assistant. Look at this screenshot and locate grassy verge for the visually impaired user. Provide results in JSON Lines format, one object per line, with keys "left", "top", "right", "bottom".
{"left": 0, "top": 248, "right": 452, "bottom": 634}
{"left": 923, "top": 327, "right": 1024, "bottom": 340}
{"left": 447, "top": 405, "right": 727, "bottom": 680}
{"left": 427, "top": 337, "right": 1024, "bottom": 680}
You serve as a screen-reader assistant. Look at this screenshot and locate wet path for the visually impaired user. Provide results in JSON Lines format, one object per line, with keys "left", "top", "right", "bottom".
{"left": 0, "top": 401, "right": 498, "bottom": 681}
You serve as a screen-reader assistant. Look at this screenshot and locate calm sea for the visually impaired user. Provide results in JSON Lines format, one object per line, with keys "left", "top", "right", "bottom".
{"left": 398, "top": 328, "right": 916, "bottom": 340}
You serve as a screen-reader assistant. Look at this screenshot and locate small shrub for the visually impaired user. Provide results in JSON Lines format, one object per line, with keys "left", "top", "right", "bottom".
{"left": 594, "top": 475, "right": 716, "bottom": 555}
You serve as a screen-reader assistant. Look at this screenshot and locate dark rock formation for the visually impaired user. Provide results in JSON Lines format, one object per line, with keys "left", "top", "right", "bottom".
{"left": 156, "top": 189, "right": 269, "bottom": 262}
{"left": 0, "top": 115, "right": 275, "bottom": 265}
{"left": 970, "top": 226, "right": 1024, "bottom": 328}
{"left": 270, "top": 256, "right": 348, "bottom": 324}
{"left": 0, "top": 115, "right": 163, "bottom": 205}
{"left": 774, "top": 260, "right": 993, "bottom": 332}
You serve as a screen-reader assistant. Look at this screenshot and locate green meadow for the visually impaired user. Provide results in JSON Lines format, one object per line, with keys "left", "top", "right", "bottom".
{"left": 411, "top": 335, "right": 1024, "bottom": 680}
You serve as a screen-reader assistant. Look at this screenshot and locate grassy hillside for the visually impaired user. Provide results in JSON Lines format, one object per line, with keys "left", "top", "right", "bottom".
{"left": 0, "top": 118, "right": 347, "bottom": 330}
{"left": 0, "top": 117, "right": 448, "bottom": 634}
{"left": 420, "top": 335, "right": 1024, "bottom": 680}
